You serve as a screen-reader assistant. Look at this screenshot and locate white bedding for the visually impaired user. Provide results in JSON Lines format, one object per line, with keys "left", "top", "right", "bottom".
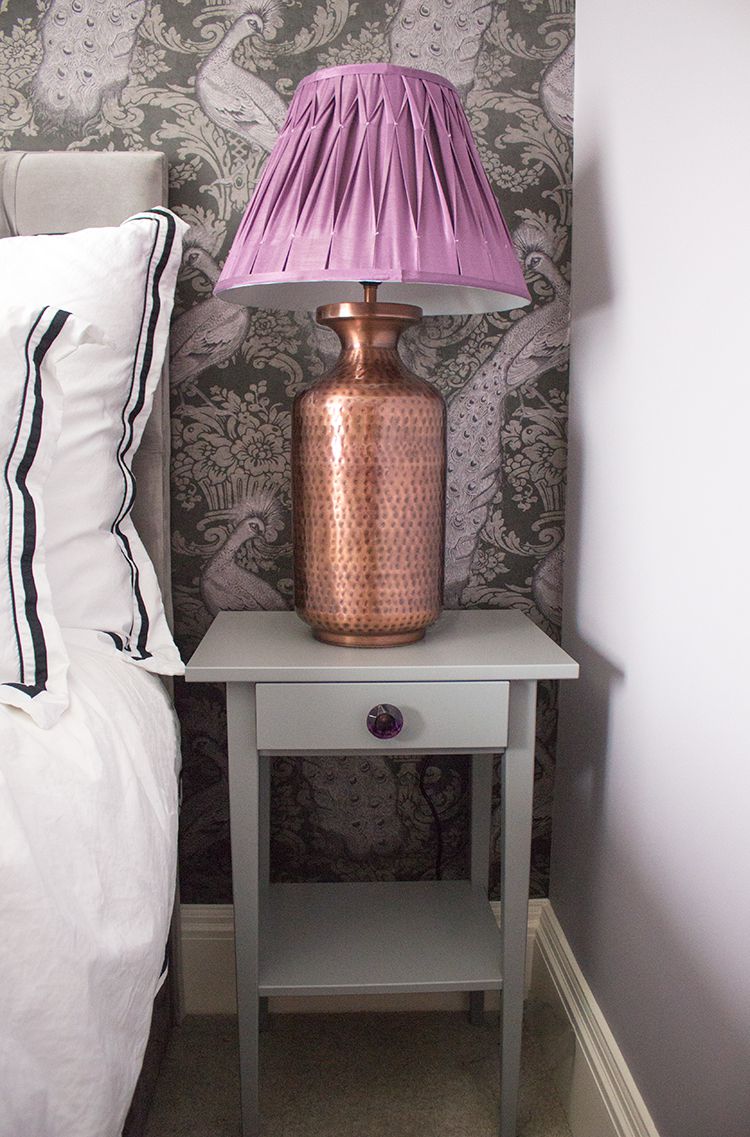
{"left": 0, "top": 639, "right": 180, "bottom": 1137}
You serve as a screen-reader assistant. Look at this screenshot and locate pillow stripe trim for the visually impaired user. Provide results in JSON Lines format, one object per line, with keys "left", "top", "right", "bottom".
{"left": 110, "top": 208, "right": 177, "bottom": 663}
{"left": 3, "top": 307, "right": 71, "bottom": 698}
{"left": 111, "top": 214, "right": 159, "bottom": 661}
{"left": 3, "top": 307, "right": 47, "bottom": 690}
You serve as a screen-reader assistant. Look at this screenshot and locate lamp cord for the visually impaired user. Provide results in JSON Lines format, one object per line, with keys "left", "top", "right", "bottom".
{"left": 418, "top": 757, "right": 444, "bottom": 880}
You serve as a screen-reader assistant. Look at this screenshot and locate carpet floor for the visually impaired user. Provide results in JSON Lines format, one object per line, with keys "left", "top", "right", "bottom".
{"left": 144, "top": 1006, "right": 572, "bottom": 1136}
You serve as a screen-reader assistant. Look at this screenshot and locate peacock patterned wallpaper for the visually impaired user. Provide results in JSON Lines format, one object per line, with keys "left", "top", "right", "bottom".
{"left": 0, "top": 0, "right": 574, "bottom": 903}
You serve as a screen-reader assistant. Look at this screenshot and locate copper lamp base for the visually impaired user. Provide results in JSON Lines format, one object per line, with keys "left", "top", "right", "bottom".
{"left": 315, "top": 629, "right": 426, "bottom": 648}
{"left": 292, "top": 290, "right": 446, "bottom": 647}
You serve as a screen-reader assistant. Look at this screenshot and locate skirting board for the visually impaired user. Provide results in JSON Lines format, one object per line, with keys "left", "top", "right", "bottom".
{"left": 180, "top": 899, "right": 660, "bottom": 1137}
{"left": 531, "top": 903, "right": 660, "bottom": 1137}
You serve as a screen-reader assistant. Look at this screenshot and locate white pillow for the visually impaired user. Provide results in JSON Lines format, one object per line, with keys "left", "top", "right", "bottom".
{"left": 0, "top": 306, "right": 94, "bottom": 727}
{"left": 0, "top": 210, "right": 187, "bottom": 674}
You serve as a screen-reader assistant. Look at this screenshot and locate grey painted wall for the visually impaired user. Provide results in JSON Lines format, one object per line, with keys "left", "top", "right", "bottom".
{"left": 552, "top": 2, "right": 750, "bottom": 1135}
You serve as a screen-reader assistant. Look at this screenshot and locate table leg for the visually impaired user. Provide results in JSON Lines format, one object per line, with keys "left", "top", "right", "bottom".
{"left": 500, "top": 680, "right": 537, "bottom": 1137}
{"left": 226, "top": 683, "right": 260, "bottom": 1137}
{"left": 259, "top": 752, "right": 270, "bottom": 887}
{"left": 259, "top": 752, "right": 271, "bottom": 1033}
{"left": 470, "top": 752, "right": 494, "bottom": 1024}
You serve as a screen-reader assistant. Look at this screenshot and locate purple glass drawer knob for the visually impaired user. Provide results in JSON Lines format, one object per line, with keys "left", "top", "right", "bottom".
{"left": 366, "top": 703, "right": 404, "bottom": 740}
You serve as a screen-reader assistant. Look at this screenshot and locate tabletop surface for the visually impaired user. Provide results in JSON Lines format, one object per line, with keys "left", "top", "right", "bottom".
{"left": 185, "top": 610, "right": 579, "bottom": 683}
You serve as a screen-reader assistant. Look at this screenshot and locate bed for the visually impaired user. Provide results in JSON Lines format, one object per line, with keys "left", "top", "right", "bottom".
{"left": 0, "top": 151, "right": 183, "bottom": 1137}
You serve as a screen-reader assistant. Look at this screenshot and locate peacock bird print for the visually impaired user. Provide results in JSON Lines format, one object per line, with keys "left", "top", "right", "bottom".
{"left": 171, "top": 244, "right": 251, "bottom": 402}
{"left": 300, "top": 756, "right": 403, "bottom": 861}
{"left": 199, "top": 485, "right": 286, "bottom": 615}
{"left": 32, "top": 0, "right": 146, "bottom": 126}
{"left": 389, "top": 0, "right": 492, "bottom": 94}
{"left": 196, "top": 4, "right": 287, "bottom": 152}
{"left": 540, "top": 38, "right": 575, "bottom": 137}
{"left": 444, "top": 221, "right": 570, "bottom": 605}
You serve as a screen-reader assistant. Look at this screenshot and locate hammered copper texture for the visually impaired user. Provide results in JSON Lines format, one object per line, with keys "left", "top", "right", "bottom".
{"left": 293, "top": 302, "right": 446, "bottom": 645}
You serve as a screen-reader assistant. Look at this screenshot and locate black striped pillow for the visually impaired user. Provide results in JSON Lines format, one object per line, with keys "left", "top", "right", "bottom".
{"left": 0, "top": 210, "right": 187, "bottom": 674}
{"left": 0, "top": 306, "right": 94, "bottom": 727}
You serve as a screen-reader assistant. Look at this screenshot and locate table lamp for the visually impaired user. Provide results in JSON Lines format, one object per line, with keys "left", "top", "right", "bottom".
{"left": 215, "top": 62, "right": 530, "bottom": 647}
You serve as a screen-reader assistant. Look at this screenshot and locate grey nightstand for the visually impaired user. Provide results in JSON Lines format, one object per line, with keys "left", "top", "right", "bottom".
{"left": 186, "top": 609, "right": 578, "bottom": 1136}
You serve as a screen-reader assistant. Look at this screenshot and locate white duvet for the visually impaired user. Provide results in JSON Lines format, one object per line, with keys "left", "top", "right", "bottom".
{"left": 0, "top": 640, "right": 180, "bottom": 1137}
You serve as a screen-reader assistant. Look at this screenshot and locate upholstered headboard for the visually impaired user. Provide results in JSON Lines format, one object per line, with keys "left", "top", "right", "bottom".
{"left": 0, "top": 150, "right": 174, "bottom": 626}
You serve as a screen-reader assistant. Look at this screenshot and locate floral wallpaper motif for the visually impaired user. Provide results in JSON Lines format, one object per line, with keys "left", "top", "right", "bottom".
{"left": 0, "top": 0, "right": 574, "bottom": 903}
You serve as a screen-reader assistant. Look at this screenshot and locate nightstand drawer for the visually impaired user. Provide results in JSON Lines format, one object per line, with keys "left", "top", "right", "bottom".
{"left": 255, "top": 681, "right": 509, "bottom": 751}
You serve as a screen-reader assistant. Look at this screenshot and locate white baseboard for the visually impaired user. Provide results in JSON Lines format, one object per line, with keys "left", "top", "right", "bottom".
{"left": 532, "top": 903, "right": 660, "bottom": 1137}
{"left": 180, "top": 904, "right": 237, "bottom": 1016}
{"left": 180, "top": 898, "right": 659, "bottom": 1137}
{"left": 180, "top": 898, "right": 541, "bottom": 1016}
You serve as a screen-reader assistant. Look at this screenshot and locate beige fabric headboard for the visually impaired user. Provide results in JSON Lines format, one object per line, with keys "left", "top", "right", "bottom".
{"left": 0, "top": 150, "right": 174, "bottom": 628}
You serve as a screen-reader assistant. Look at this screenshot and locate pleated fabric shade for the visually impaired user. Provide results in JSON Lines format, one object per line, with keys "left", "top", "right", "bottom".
{"left": 216, "top": 63, "right": 531, "bottom": 315}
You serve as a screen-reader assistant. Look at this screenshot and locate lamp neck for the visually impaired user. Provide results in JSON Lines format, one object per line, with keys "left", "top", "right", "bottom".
{"left": 316, "top": 300, "right": 422, "bottom": 353}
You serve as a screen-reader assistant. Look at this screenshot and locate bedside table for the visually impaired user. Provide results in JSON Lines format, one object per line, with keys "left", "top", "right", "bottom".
{"left": 186, "top": 609, "right": 578, "bottom": 1137}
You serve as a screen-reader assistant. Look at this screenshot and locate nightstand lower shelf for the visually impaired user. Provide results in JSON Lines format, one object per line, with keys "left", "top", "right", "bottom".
{"left": 259, "top": 881, "right": 503, "bottom": 996}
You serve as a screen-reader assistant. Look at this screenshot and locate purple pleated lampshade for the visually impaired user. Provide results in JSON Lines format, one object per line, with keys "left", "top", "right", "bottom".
{"left": 216, "top": 63, "right": 530, "bottom": 315}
